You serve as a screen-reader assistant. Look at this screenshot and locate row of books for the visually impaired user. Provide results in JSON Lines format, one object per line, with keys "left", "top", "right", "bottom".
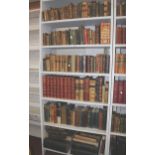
{"left": 43, "top": 22, "right": 111, "bottom": 45}
{"left": 44, "top": 102, "right": 107, "bottom": 130}
{"left": 43, "top": 76, "right": 109, "bottom": 103}
{"left": 110, "top": 136, "right": 126, "bottom": 155}
{"left": 113, "top": 78, "right": 126, "bottom": 104}
{"left": 42, "top": 0, "right": 111, "bottom": 21}
{"left": 112, "top": 111, "right": 126, "bottom": 133}
{"left": 44, "top": 126, "right": 104, "bottom": 155}
{"left": 115, "top": 52, "right": 126, "bottom": 74}
{"left": 43, "top": 54, "right": 110, "bottom": 73}
{"left": 116, "top": 24, "right": 126, "bottom": 44}
{"left": 29, "top": 1, "right": 40, "bottom": 10}
{"left": 116, "top": 0, "right": 126, "bottom": 16}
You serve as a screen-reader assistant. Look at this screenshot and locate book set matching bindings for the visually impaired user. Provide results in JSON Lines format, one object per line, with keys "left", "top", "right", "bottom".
{"left": 41, "top": 0, "right": 126, "bottom": 155}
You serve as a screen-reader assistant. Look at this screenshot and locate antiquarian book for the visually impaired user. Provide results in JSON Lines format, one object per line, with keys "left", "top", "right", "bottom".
{"left": 116, "top": 24, "right": 126, "bottom": 44}
{"left": 103, "top": 0, "right": 111, "bottom": 16}
{"left": 117, "top": 0, "right": 126, "bottom": 16}
{"left": 113, "top": 78, "right": 126, "bottom": 104}
{"left": 112, "top": 109, "right": 126, "bottom": 133}
{"left": 100, "top": 22, "right": 111, "bottom": 44}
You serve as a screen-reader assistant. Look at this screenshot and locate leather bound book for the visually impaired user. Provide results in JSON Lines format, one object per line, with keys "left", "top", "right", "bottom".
{"left": 122, "top": 25, "right": 126, "bottom": 44}
{"left": 61, "top": 104, "right": 67, "bottom": 124}
{"left": 118, "top": 80, "right": 125, "bottom": 103}
{"left": 98, "top": 109, "right": 103, "bottom": 130}
{"left": 104, "top": 81, "right": 109, "bottom": 103}
{"left": 81, "top": 1, "right": 89, "bottom": 18}
{"left": 95, "top": 25, "right": 100, "bottom": 44}
{"left": 115, "top": 53, "right": 120, "bottom": 73}
{"left": 89, "top": 79, "right": 96, "bottom": 102}
{"left": 105, "top": 54, "right": 110, "bottom": 73}
{"left": 123, "top": 80, "right": 126, "bottom": 104}
{"left": 44, "top": 102, "right": 50, "bottom": 122}
{"left": 72, "top": 4, "right": 78, "bottom": 19}
{"left": 42, "top": 76, "right": 47, "bottom": 97}
{"left": 49, "top": 76, "right": 52, "bottom": 97}
{"left": 113, "top": 78, "right": 119, "bottom": 103}
{"left": 72, "top": 142, "right": 98, "bottom": 153}
{"left": 84, "top": 28, "right": 88, "bottom": 44}
{"left": 75, "top": 78, "right": 80, "bottom": 100}
{"left": 103, "top": 108, "right": 107, "bottom": 130}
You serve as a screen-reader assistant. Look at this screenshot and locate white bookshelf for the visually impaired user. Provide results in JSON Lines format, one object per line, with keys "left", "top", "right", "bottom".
{"left": 29, "top": 1, "right": 41, "bottom": 138}
{"left": 108, "top": 0, "right": 126, "bottom": 153}
{"left": 39, "top": 0, "right": 126, "bottom": 155}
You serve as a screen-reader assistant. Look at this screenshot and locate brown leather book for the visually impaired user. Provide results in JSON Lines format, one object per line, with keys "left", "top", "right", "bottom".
{"left": 81, "top": 1, "right": 89, "bottom": 18}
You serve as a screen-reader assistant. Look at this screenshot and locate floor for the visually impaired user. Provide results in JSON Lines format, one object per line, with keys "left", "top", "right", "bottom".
{"left": 29, "top": 136, "right": 61, "bottom": 155}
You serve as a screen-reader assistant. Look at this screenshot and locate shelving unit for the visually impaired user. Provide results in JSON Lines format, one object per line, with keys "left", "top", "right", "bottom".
{"left": 108, "top": 0, "right": 126, "bottom": 154}
{"left": 39, "top": 0, "right": 126, "bottom": 155}
{"left": 29, "top": 0, "right": 41, "bottom": 138}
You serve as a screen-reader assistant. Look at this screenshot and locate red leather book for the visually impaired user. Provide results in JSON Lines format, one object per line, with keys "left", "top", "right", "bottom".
{"left": 84, "top": 28, "right": 88, "bottom": 44}
{"left": 64, "top": 77, "right": 68, "bottom": 99}
{"left": 113, "top": 79, "right": 119, "bottom": 103}
{"left": 42, "top": 76, "right": 47, "bottom": 97}
{"left": 56, "top": 76, "right": 60, "bottom": 98}
{"left": 122, "top": 25, "right": 126, "bottom": 44}
{"left": 123, "top": 80, "right": 126, "bottom": 104}
{"left": 67, "top": 77, "right": 71, "bottom": 99}
{"left": 62, "top": 77, "right": 65, "bottom": 99}
{"left": 46, "top": 76, "right": 50, "bottom": 97}
{"left": 84, "top": 77, "right": 90, "bottom": 101}
{"left": 59, "top": 76, "right": 63, "bottom": 98}
{"left": 118, "top": 80, "right": 124, "bottom": 103}
{"left": 71, "top": 77, "right": 75, "bottom": 99}
{"left": 53, "top": 76, "right": 57, "bottom": 98}
{"left": 49, "top": 76, "right": 52, "bottom": 97}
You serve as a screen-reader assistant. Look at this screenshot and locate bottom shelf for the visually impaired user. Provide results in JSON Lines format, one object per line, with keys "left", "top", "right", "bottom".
{"left": 44, "top": 147, "right": 72, "bottom": 155}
